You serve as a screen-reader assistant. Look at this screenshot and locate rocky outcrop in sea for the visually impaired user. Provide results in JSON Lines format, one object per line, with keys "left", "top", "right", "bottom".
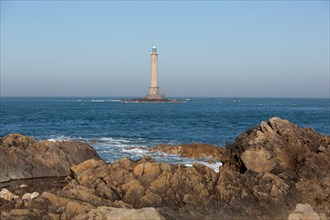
{"left": 0, "top": 134, "right": 100, "bottom": 183}
{"left": 0, "top": 117, "right": 329, "bottom": 219}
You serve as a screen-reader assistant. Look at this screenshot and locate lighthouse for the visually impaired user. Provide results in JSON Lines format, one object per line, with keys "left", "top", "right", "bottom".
{"left": 122, "top": 47, "right": 183, "bottom": 103}
{"left": 145, "top": 46, "right": 165, "bottom": 100}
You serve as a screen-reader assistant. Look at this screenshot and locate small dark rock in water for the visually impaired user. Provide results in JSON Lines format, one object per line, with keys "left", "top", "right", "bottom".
{"left": 0, "top": 117, "right": 329, "bottom": 220}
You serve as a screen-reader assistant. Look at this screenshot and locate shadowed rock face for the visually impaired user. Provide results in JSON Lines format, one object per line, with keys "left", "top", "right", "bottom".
{"left": 0, "top": 118, "right": 329, "bottom": 220}
{"left": 222, "top": 117, "right": 330, "bottom": 174}
{"left": 0, "top": 134, "right": 100, "bottom": 183}
{"left": 219, "top": 117, "right": 330, "bottom": 217}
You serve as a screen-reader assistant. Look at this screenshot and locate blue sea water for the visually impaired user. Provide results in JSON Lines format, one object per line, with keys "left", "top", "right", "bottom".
{"left": 0, "top": 97, "right": 329, "bottom": 170}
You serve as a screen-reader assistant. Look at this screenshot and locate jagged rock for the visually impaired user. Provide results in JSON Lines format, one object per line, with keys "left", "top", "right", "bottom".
{"left": 0, "top": 188, "right": 18, "bottom": 201}
{"left": 0, "top": 134, "right": 100, "bottom": 182}
{"left": 64, "top": 156, "right": 219, "bottom": 210}
{"left": 58, "top": 117, "right": 329, "bottom": 218}
{"left": 219, "top": 117, "right": 330, "bottom": 217}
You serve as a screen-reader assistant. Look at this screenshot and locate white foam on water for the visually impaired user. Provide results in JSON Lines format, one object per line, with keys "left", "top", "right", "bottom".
{"left": 192, "top": 161, "right": 223, "bottom": 173}
{"left": 90, "top": 99, "right": 122, "bottom": 103}
{"left": 179, "top": 159, "right": 222, "bottom": 173}
{"left": 99, "top": 137, "right": 136, "bottom": 143}
{"left": 47, "top": 135, "right": 74, "bottom": 142}
{"left": 48, "top": 135, "right": 223, "bottom": 173}
{"left": 146, "top": 151, "right": 223, "bottom": 172}
{"left": 65, "top": 99, "right": 121, "bottom": 103}
{"left": 90, "top": 100, "right": 106, "bottom": 102}
{"left": 97, "top": 137, "right": 143, "bottom": 147}
{"left": 182, "top": 162, "right": 222, "bottom": 172}
{"left": 122, "top": 148, "right": 149, "bottom": 154}
{"left": 65, "top": 99, "right": 82, "bottom": 102}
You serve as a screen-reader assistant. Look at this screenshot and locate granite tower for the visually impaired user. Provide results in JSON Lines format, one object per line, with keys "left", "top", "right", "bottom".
{"left": 145, "top": 46, "right": 165, "bottom": 100}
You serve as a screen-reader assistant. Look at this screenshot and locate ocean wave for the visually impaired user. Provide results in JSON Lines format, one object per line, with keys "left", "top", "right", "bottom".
{"left": 46, "top": 135, "right": 222, "bottom": 172}
{"left": 97, "top": 137, "right": 145, "bottom": 145}
{"left": 90, "top": 99, "right": 122, "bottom": 102}
{"left": 47, "top": 135, "right": 78, "bottom": 142}
{"left": 99, "top": 137, "right": 131, "bottom": 143}
{"left": 93, "top": 144, "right": 222, "bottom": 172}
{"left": 122, "top": 148, "right": 149, "bottom": 154}
{"left": 66, "top": 99, "right": 122, "bottom": 103}
{"left": 65, "top": 99, "right": 82, "bottom": 102}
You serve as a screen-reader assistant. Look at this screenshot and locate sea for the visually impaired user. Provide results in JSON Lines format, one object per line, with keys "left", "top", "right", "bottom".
{"left": 1, "top": 97, "right": 329, "bottom": 172}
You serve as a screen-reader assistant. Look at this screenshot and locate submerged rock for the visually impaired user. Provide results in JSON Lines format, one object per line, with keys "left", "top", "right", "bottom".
{"left": 0, "top": 134, "right": 100, "bottom": 183}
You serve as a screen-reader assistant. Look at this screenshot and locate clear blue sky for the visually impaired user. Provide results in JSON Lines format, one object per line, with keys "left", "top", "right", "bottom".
{"left": 1, "top": 1, "right": 329, "bottom": 97}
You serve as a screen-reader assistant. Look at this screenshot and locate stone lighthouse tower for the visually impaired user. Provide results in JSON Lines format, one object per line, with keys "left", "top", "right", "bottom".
{"left": 145, "top": 46, "right": 165, "bottom": 100}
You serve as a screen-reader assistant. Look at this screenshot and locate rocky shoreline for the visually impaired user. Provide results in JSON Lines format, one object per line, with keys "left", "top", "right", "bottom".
{"left": 0, "top": 117, "right": 329, "bottom": 219}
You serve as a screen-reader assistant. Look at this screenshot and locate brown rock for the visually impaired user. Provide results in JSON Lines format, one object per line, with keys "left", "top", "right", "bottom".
{"left": 122, "top": 180, "right": 145, "bottom": 206}
{"left": 48, "top": 213, "right": 61, "bottom": 220}
{"left": 64, "top": 187, "right": 107, "bottom": 207}
{"left": 149, "top": 175, "right": 171, "bottom": 195}
{"left": 219, "top": 117, "right": 330, "bottom": 217}
{"left": 0, "top": 188, "right": 18, "bottom": 201}
{"left": 133, "top": 163, "right": 144, "bottom": 176}
{"left": 65, "top": 201, "right": 94, "bottom": 219}
{"left": 41, "top": 192, "right": 70, "bottom": 207}
{"left": 22, "top": 192, "right": 39, "bottom": 200}
{"left": 70, "top": 159, "right": 99, "bottom": 176}
{"left": 150, "top": 143, "right": 225, "bottom": 160}
{"left": 9, "top": 208, "right": 30, "bottom": 216}
{"left": 241, "top": 148, "right": 276, "bottom": 173}
{"left": 140, "top": 190, "right": 162, "bottom": 207}
{"left": 111, "top": 157, "right": 135, "bottom": 171}
{"left": 0, "top": 134, "right": 100, "bottom": 183}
